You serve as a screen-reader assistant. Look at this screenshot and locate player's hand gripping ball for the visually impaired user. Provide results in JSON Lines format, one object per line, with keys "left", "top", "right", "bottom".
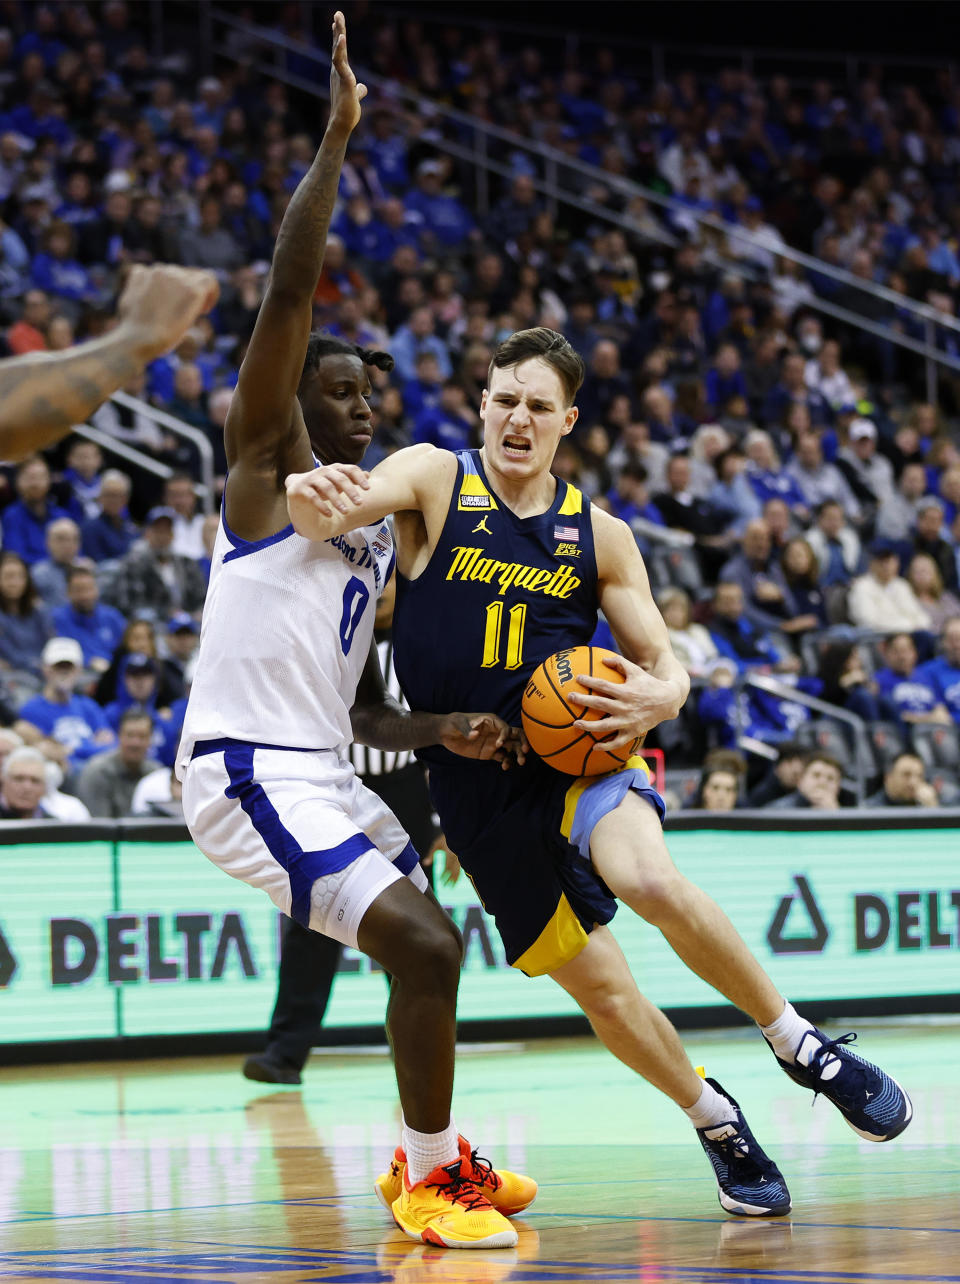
{"left": 521, "top": 645, "right": 643, "bottom": 776}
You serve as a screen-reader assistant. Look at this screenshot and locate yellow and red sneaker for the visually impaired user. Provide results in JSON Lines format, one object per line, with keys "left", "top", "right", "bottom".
{"left": 375, "top": 1135, "right": 537, "bottom": 1216}
{"left": 391, "top": 1157, "right": 518, "bottom": 1249}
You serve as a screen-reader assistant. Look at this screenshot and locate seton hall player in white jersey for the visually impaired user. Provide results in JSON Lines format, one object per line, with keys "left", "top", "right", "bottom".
{"left": 176, "top": 14, "right": 534, "bottom": 1250}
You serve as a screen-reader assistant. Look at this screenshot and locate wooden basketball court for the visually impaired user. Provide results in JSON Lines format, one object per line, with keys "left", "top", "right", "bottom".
{"left": 2, "top": 1020, "right": 957, "bottom": 1282}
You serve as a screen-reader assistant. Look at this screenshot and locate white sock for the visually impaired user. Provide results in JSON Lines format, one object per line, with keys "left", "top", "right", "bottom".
{"left": 760, "top": 1001, "right": 818, "bottom": 1065}
{"left": 682, "top": 1078, "right": 736, "bottom": 1131}
{"left": 402, "top": 1117, "right": 459, "bottom": 1185}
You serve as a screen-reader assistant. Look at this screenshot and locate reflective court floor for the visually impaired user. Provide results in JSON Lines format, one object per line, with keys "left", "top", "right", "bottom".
{"left": 1, "top": 1020, "right": 958, "bottom": 1283}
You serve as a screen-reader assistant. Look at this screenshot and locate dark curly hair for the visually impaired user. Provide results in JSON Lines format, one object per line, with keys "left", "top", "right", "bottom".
{"left": 300, "top": 333, "right": 395, "bottom": 386}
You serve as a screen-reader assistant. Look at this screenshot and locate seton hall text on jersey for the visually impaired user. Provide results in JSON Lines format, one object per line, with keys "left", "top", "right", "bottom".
{"left": 325, "top": 530, "right": 386, "bottom": 588}
{"left": 444, "top": 545, "right": 581, "bottom": 598}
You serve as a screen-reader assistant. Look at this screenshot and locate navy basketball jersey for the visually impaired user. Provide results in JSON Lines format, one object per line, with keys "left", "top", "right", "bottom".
{"left": 393, "top": 449, "right": 599, "bottom": 758}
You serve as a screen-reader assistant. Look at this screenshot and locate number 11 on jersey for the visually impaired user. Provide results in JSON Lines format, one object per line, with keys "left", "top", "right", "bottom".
{"left": 481, "top": 600, "right": 527, "bottom": 669}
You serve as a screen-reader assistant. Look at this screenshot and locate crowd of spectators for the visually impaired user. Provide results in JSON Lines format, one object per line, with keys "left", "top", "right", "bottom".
{"left": 2, "top": 2, "right": 960, "bottom": 816}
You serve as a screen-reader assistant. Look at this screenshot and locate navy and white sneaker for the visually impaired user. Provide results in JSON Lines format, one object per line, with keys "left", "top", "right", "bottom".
{"left": 768, "top": 1027, "right": 912, "bottom": 1142}
{"left": 695, "top": 1078, "right": 792, "bottom": 1217}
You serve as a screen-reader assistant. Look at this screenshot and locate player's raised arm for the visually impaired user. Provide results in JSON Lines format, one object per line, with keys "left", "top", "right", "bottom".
{"left": 224, "top": 11, "right": 366, "bottom": 537}
{"left": 285, "top": 443, "right": 453, "bottom": 542}
{"left": 568, "top": 508, "right": 690, "bottom": 748}
{"left": 0, "top": 265, "right": 218, "bottom": 460}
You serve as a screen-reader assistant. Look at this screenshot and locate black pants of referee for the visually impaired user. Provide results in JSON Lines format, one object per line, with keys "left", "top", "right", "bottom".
{"left": 257, "top": 761, "right": 436, "bottom": 1073}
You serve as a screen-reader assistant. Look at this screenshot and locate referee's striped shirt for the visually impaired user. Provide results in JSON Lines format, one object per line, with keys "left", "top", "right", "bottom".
{"left": 350, "top": 638, "right": 413, "bottom": 778}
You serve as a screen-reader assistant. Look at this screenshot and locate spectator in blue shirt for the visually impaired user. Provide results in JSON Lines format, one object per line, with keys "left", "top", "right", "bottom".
{"left": 51, "top": 565, "right": 127, "bottom": 673}
{"left": 705, "top": 343, "right": 749, "bottom": 416}
{"left": 1, "top": 455, "right": 73, "bottom": 565}
{"left": 81, "top": 470, "right": 140, "bottom": 563}
{"left": 874, "top": 632, "right": 951, "bottom": 725}
{"left": 30, "top": 220, "right": 102, "bottom": 305}
{"left": 404, "top": 158, "right": 476, "bottom": 250}
{"left": 0, "top": 551, "right": 52, "bottom": 679}
{"left": 707, "top": 580, "right": 795, "bottom": 673}
{"left": 411, "top": 381, "right": 477, "bottom": 453}
{"left": 15, "top": 636, "right": 114, "bottom": 771}
{"left": 60, "top": 438, "right": 104, "bottom": 522}
{"left": 762, "top": 352, "right": 831, "bottom": 430}
{"left": 743, "top": 430, "right": 810, "bottom": 516}
{"left": 390, "top": 307, "right": 453, "bottom": 382}
{"left": 917, "top": 619, "right": 960, "bottom": 724}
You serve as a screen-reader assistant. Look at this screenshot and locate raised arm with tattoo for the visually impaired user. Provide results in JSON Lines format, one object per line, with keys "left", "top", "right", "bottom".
{"left": 0, "top": 264, "right": 219, "bottom": 460}
{"left": 222, "top": 10, "right": 368, "bottom": 542}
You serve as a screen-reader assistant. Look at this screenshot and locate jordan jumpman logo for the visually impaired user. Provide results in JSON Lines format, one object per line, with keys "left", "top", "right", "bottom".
{"left": 472, "top": 515, "right": 492, "bottom": 535}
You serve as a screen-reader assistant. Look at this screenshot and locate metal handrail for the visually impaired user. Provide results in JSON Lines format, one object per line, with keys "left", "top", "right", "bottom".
{"left": 71, "top": 423, "right": 173, "bottom": 483}
{"left": 110, "top": 393, "right": 216, "bottom": 515}
{"left": 737, "top": 672, "right": 869, "bottom": 804}
{"left": 208, "top": 6, "right": 960, "bottom": 342}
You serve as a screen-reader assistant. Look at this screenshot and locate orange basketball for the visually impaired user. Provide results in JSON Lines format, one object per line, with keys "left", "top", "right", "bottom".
{"left": 521, "top": 645, "right": 643, "bottom": 776}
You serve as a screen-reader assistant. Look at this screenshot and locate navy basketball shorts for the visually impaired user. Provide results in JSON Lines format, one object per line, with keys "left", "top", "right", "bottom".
{"left": 432, "top": 755, "right": 666, "bottom": 977}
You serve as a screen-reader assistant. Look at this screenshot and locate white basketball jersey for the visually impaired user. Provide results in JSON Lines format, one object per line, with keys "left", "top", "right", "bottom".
{"left": 176, "top": 512, "right": 394, "bottom": 775}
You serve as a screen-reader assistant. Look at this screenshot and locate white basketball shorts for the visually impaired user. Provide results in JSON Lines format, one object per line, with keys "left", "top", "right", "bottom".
{"left": 181, "top": 737, "right": 428, "bottom": 949}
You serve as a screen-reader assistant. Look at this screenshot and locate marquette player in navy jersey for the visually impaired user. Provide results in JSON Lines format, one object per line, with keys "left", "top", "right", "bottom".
{"left": 177, "top": 14, "right": 534, "bottom": 1250}
{"left": 287, "top": 326, "right": 912, "bottom": 1219}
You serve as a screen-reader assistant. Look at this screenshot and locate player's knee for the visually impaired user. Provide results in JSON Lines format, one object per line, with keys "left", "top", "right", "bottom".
{"left": 615, "top": 869, "right": 686, "bottom": 925}
{"left": 401, "top": 920, "right": 462, "bottom": 990}
{"left": 577, "top": 978, "right": 634, "bottom": 1027}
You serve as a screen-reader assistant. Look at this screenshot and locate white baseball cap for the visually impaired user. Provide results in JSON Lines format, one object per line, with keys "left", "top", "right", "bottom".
{"left": 42, "top": 637, "right": 83, "bottom": 667}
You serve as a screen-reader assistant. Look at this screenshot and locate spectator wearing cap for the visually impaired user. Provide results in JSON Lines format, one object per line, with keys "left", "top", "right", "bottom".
{"left": 76, "top": 708, "right": 161, "bottom": 819}
{"left": 848, "top": 540, "right": 932, "bottom": 634}
{"left": 865, "top": 752, "right": 939, "bottom": 808}
{"left": 30, "top": 518, "right": 82, "bottom": 609}
{"left": 404, "top": 158, "right": 475, "bottom": 250}
{"left": 13, "top": 186, "right": 54, "bottom": 257}
{"left": 1, "top": 456, "right": 72, "bottom": 565}
{"left": 873, "top": 632, "right": 950, "bottom": 726}
{"left": 160, "top": 612, "right": 199, "bottom": 702}
{"left": 15, "top": 637, "right": 114, "bottom": 771}
{"left": 836, "top": 418, "right": 896, "bottom": 512}
{"left": 51, "top": 564, "right": 126, "bottom": 673}
{"left": 910, "top": 498, "right": 959, "bottom": 592}
{"left": 0, "top": 550, "right": 52, "bottom": 680}
{"left": 104, "top": 507, "right": 206, "bottom": 624}
{"left": 0, "top": 746, "right": 53, "bottom": 821}
{"left": 875, "top": 462, "right": 928, "bottom": 543}
{"left": 80, "top": 470, "right": 139, "bottom": 563}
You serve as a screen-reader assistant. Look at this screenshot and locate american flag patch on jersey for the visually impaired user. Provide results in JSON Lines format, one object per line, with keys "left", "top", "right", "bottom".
{"left": 553, "top": 524, "right": 579, "bottom": 541}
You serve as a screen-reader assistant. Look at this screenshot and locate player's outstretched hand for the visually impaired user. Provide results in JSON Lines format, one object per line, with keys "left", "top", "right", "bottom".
{"left": 118, "top": 264, "right": 220, "bottom": 361}
{"left": 285, "top": 464, "right": 370, "bottom": 534}
{"left": 568, "top": 654, "right": 680, "bottom": 750}
{"left": 327, "top": 10, "right": 366, "bottom": 142}
{"left": 437, "top": 711, "right": 525, "bottom": 768}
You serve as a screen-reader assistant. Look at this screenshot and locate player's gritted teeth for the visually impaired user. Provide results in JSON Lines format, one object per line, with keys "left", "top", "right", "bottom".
{"left": 502, "top": 436, "right": 531, "bottom": 457}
